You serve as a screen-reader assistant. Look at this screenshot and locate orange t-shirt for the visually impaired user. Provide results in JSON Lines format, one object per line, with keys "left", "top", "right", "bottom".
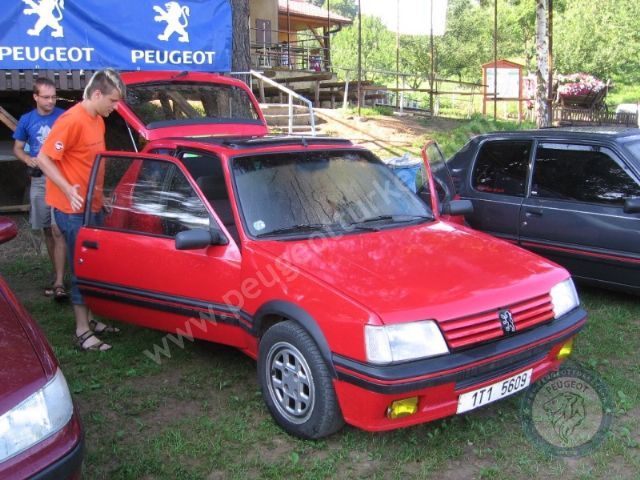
{"left": 42, "top": 103, "right": 105, "bottom": 214}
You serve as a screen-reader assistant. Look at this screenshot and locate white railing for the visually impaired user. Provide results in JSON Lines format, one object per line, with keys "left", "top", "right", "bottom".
{"left": 230, "top": 70, "right": 316, "bottom": 136}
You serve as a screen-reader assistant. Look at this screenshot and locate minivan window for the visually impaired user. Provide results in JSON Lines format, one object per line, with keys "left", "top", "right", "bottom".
{"left": 532, "top": 144, "right": 640, "bottom": 205}
{"left": 472, "top": 141, "right": 530, "bottom": 196}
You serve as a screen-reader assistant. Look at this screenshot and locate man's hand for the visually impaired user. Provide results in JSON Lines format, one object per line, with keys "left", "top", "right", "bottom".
{"left": 26, "top": 156, "right": 38, "bottom": 168}
{"left": 66, "top": 184, "right": 84, "bottom": 212}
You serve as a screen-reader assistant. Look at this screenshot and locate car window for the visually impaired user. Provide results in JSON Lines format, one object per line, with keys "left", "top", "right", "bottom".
{"left": 126, "top": 82, "right": 260, "bottom": 128}
{"left": 472, "top": 140, "right": 530, "bottom": 196}
{"left": 91, "top": 155, "right": 210, "bottom": 237}
{"left": 231, "top": 150, "right": 433, "bottom": 237}
{"left": 532, "top": 144, "right": 640, "bottom": 205}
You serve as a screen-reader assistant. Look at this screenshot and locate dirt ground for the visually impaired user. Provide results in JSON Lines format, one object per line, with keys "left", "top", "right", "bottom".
{"left": 314, "top": 108, "right": 458, "bottom": 157}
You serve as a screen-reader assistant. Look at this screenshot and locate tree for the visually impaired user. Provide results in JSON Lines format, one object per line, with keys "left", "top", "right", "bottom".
{"left": 535, "top": 0, "right": 549, "bottom": 127}
{"left": 323, "top": 0, "right": 358, "bottom": 20}
{"left": 331, "top": 15, "right": 395, "bottom": 82}
{"left": 231, "top": 0, "right": 250, "bottom": 73}
{"left": 554, "top": 0, "right": 640, "bottom": 83}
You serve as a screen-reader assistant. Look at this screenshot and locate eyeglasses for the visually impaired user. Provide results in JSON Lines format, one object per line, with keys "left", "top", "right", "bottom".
{"left": 37, "top": 95, "right": 57, "bottom": 101}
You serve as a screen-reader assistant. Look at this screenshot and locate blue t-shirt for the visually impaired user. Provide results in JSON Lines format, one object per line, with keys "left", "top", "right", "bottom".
{"left": 13, "top": 107, "right": 65, "bottom": 158}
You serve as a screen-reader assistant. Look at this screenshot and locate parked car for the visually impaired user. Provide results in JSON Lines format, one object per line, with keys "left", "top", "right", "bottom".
{"left": 0, "top": 217, "right": 84, "bottom": 479}
{"left": 446, "top": 127, "right": 640, "bottom": 294}
{"left": 71, "top": 71, "right": 586, "bottom": 439}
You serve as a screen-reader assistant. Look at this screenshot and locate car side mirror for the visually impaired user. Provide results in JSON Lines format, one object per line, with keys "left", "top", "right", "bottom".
{"left": 623, "top": 197, "right": 640, "bottom": 214}
{"left": 175, "top": 226, "right": 227, "bottom": 250}
{"left": 443, "top": 199, "right": 474, "bottom": 216}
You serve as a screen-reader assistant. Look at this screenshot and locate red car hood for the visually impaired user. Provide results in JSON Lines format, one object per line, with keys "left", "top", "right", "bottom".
{"left": 0, "top": 278, "right": 48, "bottom": 414}
{"left": 252, "top": 222, "right": 568, "bottom": 324}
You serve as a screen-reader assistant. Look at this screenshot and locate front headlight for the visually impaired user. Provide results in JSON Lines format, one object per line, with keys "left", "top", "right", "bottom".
{"left": 550, "top": 278, "right": 580, "bottom": 318}
{"left": 0, "top": 369, "right": 74, "bottom": 463}
{"left": 365, "top": 320, "right": 449, "bottom": 364}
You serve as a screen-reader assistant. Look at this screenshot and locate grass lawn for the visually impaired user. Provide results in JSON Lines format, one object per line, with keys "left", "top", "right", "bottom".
{"left": 1, "top": 224, "right": 639, "bottom": 480}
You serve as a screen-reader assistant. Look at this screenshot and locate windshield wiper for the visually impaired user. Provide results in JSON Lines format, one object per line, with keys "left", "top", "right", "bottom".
{"left": 256, "top": 223, "right": 331, "bottom": 238}
{"left": 348, "top": 214, "right": 432, "bottom": 228}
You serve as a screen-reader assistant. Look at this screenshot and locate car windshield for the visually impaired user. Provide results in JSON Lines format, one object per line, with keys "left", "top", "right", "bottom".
{"left": 231, "top": 150, "right": 433, "bottom": 238}
{"left": 126, "top": 82, "right": 261, "bottom": 128}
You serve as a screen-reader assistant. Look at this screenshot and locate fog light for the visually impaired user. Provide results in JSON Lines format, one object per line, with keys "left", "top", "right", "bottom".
{"left": 557, "top": 339, "right": 574, "bottom": 360}
{"left": 386, "top": 397, "right": 419, "bottom": 419}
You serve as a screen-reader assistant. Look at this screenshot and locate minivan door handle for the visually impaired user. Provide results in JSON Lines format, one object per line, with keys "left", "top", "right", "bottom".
{"left": 524, "top": 208, "right": 543, "bottom": 217}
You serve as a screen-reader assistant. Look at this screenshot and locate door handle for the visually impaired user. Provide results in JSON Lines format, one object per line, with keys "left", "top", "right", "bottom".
{"left": 524, "top": 208, "right": 543, "bottom": 217}
{"left": 82, "top": 240, "right": 99, "bottom": 250}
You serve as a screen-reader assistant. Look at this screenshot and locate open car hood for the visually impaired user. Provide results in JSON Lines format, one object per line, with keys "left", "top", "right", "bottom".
{"left": 118, "top": 71, "right": 268, "bottom": 141}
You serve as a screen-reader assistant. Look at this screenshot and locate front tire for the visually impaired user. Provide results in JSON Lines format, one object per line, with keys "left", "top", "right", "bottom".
{"left": 258, "top": 321, "right": 344, "bottom": 439}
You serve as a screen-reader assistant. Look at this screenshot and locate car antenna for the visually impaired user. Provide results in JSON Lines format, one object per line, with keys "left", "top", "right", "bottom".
{"left": 172, "top": 71, "right": 189, "bottom": 79}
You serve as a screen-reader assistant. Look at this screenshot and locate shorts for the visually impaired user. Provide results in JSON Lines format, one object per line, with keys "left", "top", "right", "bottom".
{"left": 54, "top": 209, "right": 102, "bottom": 305}
{"left": 29, "top": 176, "right": 55, "bottom": 229}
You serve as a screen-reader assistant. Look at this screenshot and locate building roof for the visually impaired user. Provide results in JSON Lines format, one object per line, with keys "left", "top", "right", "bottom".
{"left": 278, "top": 0, "right": 353, "bottom": 25}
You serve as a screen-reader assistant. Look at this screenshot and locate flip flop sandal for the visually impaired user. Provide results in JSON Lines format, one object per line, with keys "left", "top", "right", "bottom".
{"left": 44, "top": 285, "right": 55, "bottom": 297}
{"left": 53, "top": 285, "right": 69, "bottom": 301}
{"left": 74, "top": 330, "right": 111, "bottom": 352}
{"left": 89, "top": 319, "right": 121, "bottom": 334}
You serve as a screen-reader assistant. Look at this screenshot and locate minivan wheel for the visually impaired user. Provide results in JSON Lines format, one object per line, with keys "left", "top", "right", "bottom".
{"left": 258, "top": 321, "right": 344, "bottom": 439}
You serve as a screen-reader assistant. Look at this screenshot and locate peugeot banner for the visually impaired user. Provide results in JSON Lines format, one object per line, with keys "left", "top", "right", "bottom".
{"left": 0, "top": 0, "right": 232, "bottom": 71}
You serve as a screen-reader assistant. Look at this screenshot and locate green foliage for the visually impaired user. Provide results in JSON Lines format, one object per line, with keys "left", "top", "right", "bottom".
{"left": 419, "top": 114, "right": 534, "bottom": 157}
{"left": 331, "top": 15, "right": 396, "bottom": 81}
{"left": 317, "top": 0, "right": 358, "bottom": 20}
{"left": 328, "top": 0, "right": 640, "bottom": 87}
{"left": 554, "top": 0, "right": 640, "bottom": 83}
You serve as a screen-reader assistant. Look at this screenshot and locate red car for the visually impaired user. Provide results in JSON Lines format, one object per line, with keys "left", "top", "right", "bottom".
{"left": 73, "top": 72, "right": 586, "bottom": 439}
{"left": 0, "top": 217, "right": 84, "bottom": 479}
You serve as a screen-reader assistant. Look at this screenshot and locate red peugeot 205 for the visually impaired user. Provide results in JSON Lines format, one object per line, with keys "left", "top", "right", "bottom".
{"left": 0, "top": 217, "right": 84, "bottom": 478}
{"left": 70, "top": 71, "right": 586, "bottom": 439}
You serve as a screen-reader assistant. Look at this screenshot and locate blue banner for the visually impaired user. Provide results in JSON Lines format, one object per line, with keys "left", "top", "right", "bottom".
{"left": 0, "top": 0, "right": 232, "bottom": 71}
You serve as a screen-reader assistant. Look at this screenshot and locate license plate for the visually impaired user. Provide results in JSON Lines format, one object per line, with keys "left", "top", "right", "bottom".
{"left": 456, "top": 369, "right": 532, "bottom": 414}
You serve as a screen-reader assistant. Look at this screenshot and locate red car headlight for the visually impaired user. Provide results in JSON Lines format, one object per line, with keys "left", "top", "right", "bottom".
{"left": 0, "top": 369, "right": 74, "bottom": 463}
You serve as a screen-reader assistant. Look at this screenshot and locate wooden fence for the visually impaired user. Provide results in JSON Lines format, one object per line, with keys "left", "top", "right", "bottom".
{"left": 553, "top": 107, "right": 638, "bottom": 127}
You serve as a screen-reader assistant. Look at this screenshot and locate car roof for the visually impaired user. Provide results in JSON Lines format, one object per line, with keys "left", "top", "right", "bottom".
{"left": 475, "top": 126, "right": 640, "bottom": 142}
{"left": 152, "top": 135, "right": 360, "bottom": 156}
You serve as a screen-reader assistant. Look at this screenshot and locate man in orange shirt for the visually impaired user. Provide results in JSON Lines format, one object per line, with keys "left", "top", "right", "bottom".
{"left": 37, "top": 69, "right": 126, "bottom": 351}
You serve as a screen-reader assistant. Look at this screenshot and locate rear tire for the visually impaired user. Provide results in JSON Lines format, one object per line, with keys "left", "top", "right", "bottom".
{"left": 258, "top": 321, "right": 344, "bottom": 439}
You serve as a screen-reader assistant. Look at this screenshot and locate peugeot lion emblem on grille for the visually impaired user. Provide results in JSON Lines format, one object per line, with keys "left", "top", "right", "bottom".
{"left": 499, "top": 309, "right": 516, "bottom": 334}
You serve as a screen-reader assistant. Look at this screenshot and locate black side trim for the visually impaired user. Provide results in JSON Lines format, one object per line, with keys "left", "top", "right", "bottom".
{"left": 333, "top": 308, "right": 586, "bottom": 394}
{"left": 521, "top": 239, "right": 640, "bottom": 265}
{"left": 253, "top": 301, "right": 337, "bottom": 377}
{"left": 31, "top": 436, "right": 84, "bottom": 480}
{"left": 77, "top": 279, "right": 254, "bottom": 332}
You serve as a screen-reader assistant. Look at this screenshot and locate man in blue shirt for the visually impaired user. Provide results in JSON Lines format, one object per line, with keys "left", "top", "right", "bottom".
{"left": 13, "top": 77, "right": 67, "bottom": 300}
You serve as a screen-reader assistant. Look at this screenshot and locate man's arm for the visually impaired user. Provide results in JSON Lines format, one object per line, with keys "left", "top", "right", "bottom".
{"left": 36, "top": 150, "right": 84, "bottom": 211}
{"left": 13, "top": 140, "right": 37, "bottom": 168}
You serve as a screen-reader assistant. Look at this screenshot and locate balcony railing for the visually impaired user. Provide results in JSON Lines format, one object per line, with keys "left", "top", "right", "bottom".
{"left": 250, "top": 28, "right": 331, "bottom": 72}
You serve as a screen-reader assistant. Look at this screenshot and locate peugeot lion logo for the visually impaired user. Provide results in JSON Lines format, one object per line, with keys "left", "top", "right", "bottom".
{"left": 153, "top": 2, "right": 191, "bottom": 43}
{"left": 22, "top": 0, "right": 65, "bottom": 38}
{"left": 499, "top": 309, "right": 516, "bottom": 334}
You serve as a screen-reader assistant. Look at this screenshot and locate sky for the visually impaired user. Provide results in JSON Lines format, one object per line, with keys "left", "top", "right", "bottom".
{"left": 359, "top": 0, "right": 449, "bottom": 36}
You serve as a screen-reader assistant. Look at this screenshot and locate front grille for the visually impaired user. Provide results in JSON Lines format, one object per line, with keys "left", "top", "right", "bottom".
{"left": 439, "top": 293, "right": 554, "bottom": 350}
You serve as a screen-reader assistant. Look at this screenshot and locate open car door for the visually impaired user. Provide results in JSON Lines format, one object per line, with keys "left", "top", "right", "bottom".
{"left": 420, "top": 140, "right": 468, "bottom": 224}
{"left": 75, "top": 151, "right": 246, "bottom": 347}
